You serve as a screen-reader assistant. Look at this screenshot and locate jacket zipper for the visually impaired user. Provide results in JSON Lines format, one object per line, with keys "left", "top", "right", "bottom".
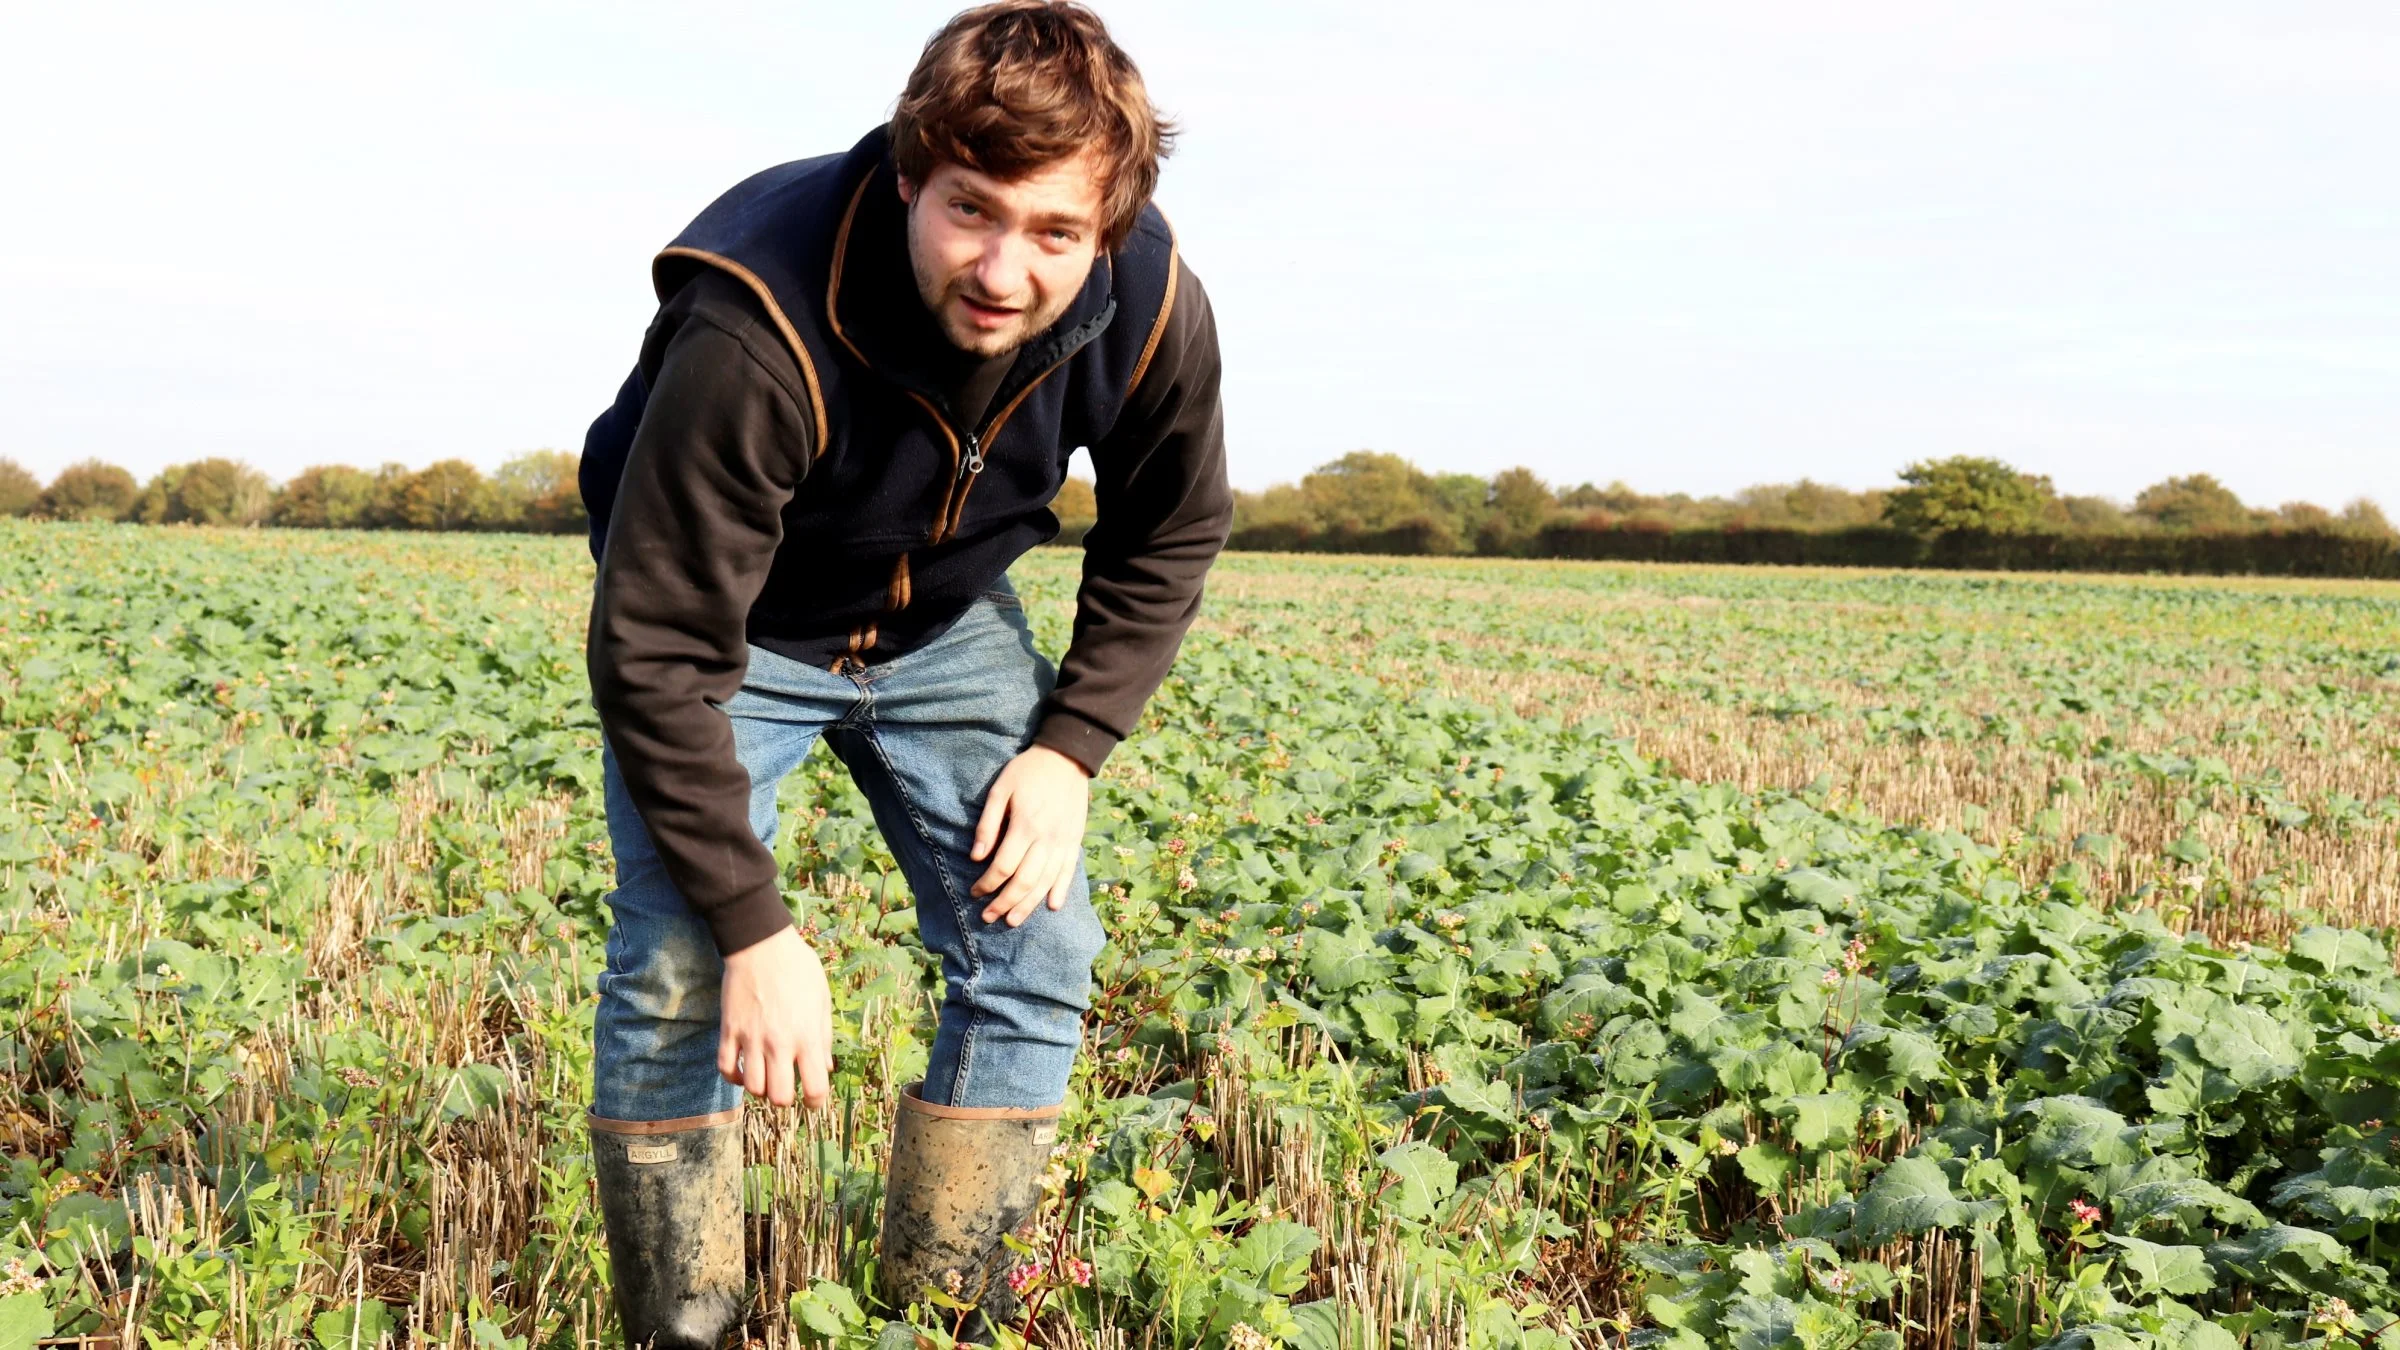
{"left": 908, "top": 341, "right": 1088, "bottom": 545}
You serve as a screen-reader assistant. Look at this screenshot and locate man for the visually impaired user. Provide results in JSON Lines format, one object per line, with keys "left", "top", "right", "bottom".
{"left": 574, "top": 3, "right": 1230, "bottom": 1344}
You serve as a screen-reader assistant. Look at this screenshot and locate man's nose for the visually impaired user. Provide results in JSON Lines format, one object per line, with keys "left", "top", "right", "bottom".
{"left": 974, "top": 233, "right": 1032, "bottom": 302}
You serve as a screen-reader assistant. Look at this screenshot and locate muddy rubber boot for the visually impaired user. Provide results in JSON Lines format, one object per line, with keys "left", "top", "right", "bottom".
{"left": 589, "top": 1109, "right": 747, "bottom": 1349}
{"left": 876, "top": 1083, "right": 1060, "bottom": 1343}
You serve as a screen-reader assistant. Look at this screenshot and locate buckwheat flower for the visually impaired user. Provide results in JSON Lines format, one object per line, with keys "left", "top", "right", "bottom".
{"left": 1228, "top": 1323, "right": 1270, "bottom": 1350}
{"left": 1062, "top": 1256, "right": 1093, "bottom": 1287}
{"left": 1177, "top": 866, "right": 1198, "bottom": 893}
{"left": 2069, "top": 1198, "right": 2102, "bottom": 1226}
{"left": 1005, "top": 1262, "right": 1040, "bottom": 1295}
{"left": 1820, "top": 968, "right": 1843, "bottom": 989}
{"left": 1821, "top": 1266, "right": 1853, "bottom": 1294}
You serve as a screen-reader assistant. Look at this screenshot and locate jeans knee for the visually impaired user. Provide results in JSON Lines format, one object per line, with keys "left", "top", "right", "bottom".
{"left": 598, "top": 923, "right": 722, "bottom": 1027}
{"left": 995, "top": 898, "right": 1107, "bottom": 1013}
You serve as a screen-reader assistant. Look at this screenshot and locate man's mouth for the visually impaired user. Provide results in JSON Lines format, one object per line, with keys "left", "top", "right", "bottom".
{"left": 958, "top": 295, "right": 1021, "bottom": 329}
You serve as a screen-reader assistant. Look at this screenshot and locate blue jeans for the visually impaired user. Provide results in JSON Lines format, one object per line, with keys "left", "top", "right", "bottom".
{"left": 588, "top": 584, "right": 1108, "bottom": 1122}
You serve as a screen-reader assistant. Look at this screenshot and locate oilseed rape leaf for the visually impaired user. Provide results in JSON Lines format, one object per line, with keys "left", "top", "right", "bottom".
{"left": 1230, "top": 1219, "right": 1320, "bottom": 1295}
{"left": 1855, "top": 1156, "right": 1983, "bottom": 1244}
{"left": 1439, "top": 1075, "right": 1519, "bottom": 1122}
{"left": 1376, "top": 1141, "right": 1459, "bottom": 1221}
{"left": 1304, "top": 925, "right": 1390, "bottom": 992}
{"left": 2102, "top": 1235, "right": 2214, "bottom": 1296}
{"left": 436, "top": 1063, "right": 509, "bottom": 1122}
{"left": 2015, "top": 1096, "right": 2142, "bottom": 1168}
{"left": 313, "top": 1301, "right": 398, "bottom": 1350}
{"left": 1773, "top": 1091, "right": 1862, "bottom": 1150}
{"left": 2288, "top": 925, "right": 2388, "bottom": 977}
{"left": 0, "top": 1296, "right": 53, "bottom": 1350}
{"left": 2206, "top": 1224, "right": 2346, "bottom": 1285}
{"left": 2192, "top": 1005, "right": 2309, "bottom": 1089}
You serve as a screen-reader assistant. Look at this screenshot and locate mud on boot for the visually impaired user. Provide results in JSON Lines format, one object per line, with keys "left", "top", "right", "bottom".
{"left": 589, "top": 1108, "right": 748, "bottom": 1349}
{"left": 875, "top": 1084, "right": 1060, "bottom": 1343}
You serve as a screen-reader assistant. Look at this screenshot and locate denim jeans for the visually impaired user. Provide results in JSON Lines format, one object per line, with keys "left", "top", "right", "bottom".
{"left": 588, "top": 583, "right": 1108, "bottom": 1122}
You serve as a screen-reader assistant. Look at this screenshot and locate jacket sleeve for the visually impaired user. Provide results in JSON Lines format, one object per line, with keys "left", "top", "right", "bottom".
{"left": 1032, "top": 263, "right": 1234, "bottom": 774}
{"left": 586, "top": 300, "right": 813, "bottom": 955}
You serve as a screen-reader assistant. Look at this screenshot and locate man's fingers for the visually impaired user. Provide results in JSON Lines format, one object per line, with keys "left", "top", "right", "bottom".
{"left": 799, "top": 1035, "right": 831, "bottom": 1111}
{"left": 764, "top": 1041, "right": 797, "bottom": 1109}
{"left": 996, "top": 845, "right": 1060, "bottom": 926}
{"left": 741, "top": 1034, "right": 770, "bottom": 1100}
{"left": 974, "top": 833, "right": 1030, "bottom": 899}
{"left": 982, "top": 840, "right": 1044, "bottom": 922}
{"left": 971, "top": 779, "right": 1011, "bottom": 863}
{"left": 719, "top": 1028, "right": 742, "bottom": 1084}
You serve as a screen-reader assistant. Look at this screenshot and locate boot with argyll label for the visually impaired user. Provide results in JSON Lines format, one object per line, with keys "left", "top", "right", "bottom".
{"left": 875, "top": 1084, "right": 1059, "bottom": 1343}
{"left": 588, "top": 1108, "right": 747, "bottom": 1349}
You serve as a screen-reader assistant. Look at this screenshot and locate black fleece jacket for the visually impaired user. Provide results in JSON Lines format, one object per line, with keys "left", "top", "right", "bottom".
{"left": 587, "top": 246, "right": 1231, "bottom": 955}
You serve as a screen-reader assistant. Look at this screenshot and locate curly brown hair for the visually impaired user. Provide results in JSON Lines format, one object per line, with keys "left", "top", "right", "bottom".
{"left": 890, "top": 1, "right": 1176, "bottom": 251}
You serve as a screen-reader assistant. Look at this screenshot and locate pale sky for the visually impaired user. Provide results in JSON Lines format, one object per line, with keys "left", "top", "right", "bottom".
{"left": 4, "top": 2, "right": 2395, "bottom": 510}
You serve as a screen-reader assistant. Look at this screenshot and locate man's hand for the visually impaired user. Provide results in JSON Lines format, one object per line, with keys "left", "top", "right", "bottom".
{"left": 971, "top": 745, "right": 1091, "bottom": 927}
{"left": 718, "top": 926, "right": 834, "bottom": 1110}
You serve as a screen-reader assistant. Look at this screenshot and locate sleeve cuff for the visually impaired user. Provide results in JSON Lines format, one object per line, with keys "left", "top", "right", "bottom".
{"left": 706, "top": 888, "right": 796, "bottom": 956}
{"left": 1033, "top": 708, "right": 1121, "bottom": 778}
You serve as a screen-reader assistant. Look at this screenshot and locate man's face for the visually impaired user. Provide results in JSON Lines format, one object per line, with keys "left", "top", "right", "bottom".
{"left": 900, "top": 151, "right": 1106, "bottom": 359}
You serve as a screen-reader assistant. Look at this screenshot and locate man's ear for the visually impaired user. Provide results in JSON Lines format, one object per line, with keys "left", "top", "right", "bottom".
{"left": 896, "top": 175, "right": 917, "bottom": 207}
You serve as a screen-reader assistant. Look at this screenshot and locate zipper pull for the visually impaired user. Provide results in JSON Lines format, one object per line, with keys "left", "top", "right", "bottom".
{"left": 961, "top": 433, "right": 984, "bottom": 477}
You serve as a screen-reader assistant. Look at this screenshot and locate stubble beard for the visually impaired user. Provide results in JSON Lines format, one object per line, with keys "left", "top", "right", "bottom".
{"left": 906, "top": 206, "right": 1069, "bottom": 360}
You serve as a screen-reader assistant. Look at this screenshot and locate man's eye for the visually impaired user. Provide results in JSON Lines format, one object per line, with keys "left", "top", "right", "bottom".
{"left": 953, "top": 201, "right": 981, "bottom": 218}
{"left": 1046, "top": 229, "right": 1076, "bottom": 244}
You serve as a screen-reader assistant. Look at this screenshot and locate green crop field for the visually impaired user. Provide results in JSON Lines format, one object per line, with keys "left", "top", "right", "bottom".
{"left": 4, "top": 520, "right": 2399, "bottom": 1349}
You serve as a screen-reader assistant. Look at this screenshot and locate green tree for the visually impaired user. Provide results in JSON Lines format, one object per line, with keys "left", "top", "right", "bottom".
{"left": 1559, "top": 481, "right": 1650, "bottom": 514}
{"left": 130, "top": 458, "right": 272, "bottom": 525}
{"left": 1051, "top": 475, "right": 1097, "bottom": 524}
{"left": 2275, "top": 501, "right": 2335, "bottom": 530}
{"left": 2055, "top": 495, "right": 2128, "bottom": 533}
{"left": 271, "top": 465, "right": 380, "bottom": 528}
{"left": 492, "top": 449, "right": 588, "bottom": 533}
{"left": 37, "top": 460, "right": 139, "bottom": 521}
{"left": 1734, "top": 479, "right": 1883, "bottom": 530}
{"left": 365, "top": 462, "right": 415, "bottom": 528}
{"left": 0, "top": 458, "right": 39, "bottom": 516}
{"left": 1229, "top": 483, "right": 1313, "bottom": 533}
{"left": 1477, "top": 466, "right": 1555, "bottom": 555}
{"left": 1299, "top": 451, "right": 1436, "bottom": 533}
{"left": 2339, "top": 498, "right": 2395, "bottom": 539}
{"left": 1425, "top": 471, "right": 1490, "bottom": 547}
{"left": 390, "top": 459, "right": 496, "bottom": 531}
{"left": 1882, "top": 456, "right": 2056, "bottom": 534}
{"left": 2132, "top": 474, "right": 2255, "bottom": 532}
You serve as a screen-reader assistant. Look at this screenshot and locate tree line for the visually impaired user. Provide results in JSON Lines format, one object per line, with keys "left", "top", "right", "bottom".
{"left": 5, "top": 449, "right": 2393, "bottom": 577}
{"left": 1226, "top": 451, "right": 2394, "bottom": 555}
{"left": 0, "top": 453, "right": 586, "bottom": 533}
